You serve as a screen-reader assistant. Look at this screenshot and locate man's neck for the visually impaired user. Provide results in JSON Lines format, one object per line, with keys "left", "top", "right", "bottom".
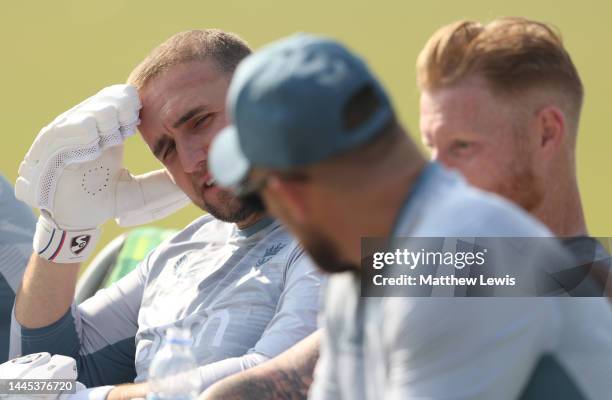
{"left": 236, "top": 212, "right": 267, "bottom": 231}
{"left": 531, "top": 175, "right": 587, "bottom": 237}
{"left": 343, "top": 157, "right": 428, "bottom": 266}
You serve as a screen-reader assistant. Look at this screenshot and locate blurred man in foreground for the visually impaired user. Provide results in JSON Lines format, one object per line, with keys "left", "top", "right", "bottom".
{"left": 208, "top": 33, "right": 612, "bottom": 399}
{"left": 202, "top": 18, "right": 611, "bottom": 400}
{"left": 11, "top": 30, "right": 321, "bottom": 399}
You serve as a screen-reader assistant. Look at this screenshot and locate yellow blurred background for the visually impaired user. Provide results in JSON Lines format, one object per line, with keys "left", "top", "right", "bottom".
{"left": 1, "top": 0, "right": 611, "bottom": 260}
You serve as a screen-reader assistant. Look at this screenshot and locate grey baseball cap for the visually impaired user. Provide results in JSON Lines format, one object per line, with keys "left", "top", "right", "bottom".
{"left": 209, "top": 33, "right": 394, "bottom": 191}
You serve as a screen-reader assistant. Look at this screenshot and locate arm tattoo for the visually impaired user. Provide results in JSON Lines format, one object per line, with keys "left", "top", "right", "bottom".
{"left": 204, "top": 332, "right": 321, "bottom": 400}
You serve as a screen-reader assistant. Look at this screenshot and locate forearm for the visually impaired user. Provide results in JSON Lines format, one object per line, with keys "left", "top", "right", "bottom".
{"left": 201, "top": 365, "right": 311, "bottom": 400}
{"left": 15, "top": 253, "right": 80, "bottom": 328}
{"left": 198, "top": 352, "right": 269, "bottom": 390}
{"left": 202, "top": 329, "right": 321, "bottom": 400}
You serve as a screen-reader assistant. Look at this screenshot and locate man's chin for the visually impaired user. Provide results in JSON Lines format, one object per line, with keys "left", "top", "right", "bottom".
{"left": 494, "top": 175, "right": 544, "bottom": 214}
{"left": 199, "top": 186, "right": 259, "bottom": 223}
{"left": 302, "top": 233, "right": 356, "bottom": 274}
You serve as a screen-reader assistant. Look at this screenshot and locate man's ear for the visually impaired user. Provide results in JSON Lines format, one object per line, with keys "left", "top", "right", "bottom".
{"left": 535, "top": 106, "right": 567, "bottom": 156}
{"left": 266, "top": 175, "right": 308, "bottom": 225}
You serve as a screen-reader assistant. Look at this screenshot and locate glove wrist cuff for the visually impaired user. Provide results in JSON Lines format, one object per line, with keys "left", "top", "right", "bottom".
{"left": 33, "top": 216, "right": 101, "bottom": 263}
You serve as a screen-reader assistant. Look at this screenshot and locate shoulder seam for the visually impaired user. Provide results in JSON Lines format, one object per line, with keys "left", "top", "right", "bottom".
{"left": 283, "top": 241, "right": 305, "bottom": 284}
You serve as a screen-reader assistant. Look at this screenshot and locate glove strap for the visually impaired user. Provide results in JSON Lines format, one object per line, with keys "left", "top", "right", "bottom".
{"left": 33, "top": 216, "right": 101, "bottom": 263}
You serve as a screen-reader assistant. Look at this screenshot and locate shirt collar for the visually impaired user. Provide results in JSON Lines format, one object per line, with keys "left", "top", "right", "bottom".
{"left": 236, "top": 215, "right": 276, "bottom": 239}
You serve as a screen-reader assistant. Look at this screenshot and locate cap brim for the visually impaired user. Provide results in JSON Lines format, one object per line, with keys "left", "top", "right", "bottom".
{"left": 208, "top": 125, "right": 251, "bottom": 189}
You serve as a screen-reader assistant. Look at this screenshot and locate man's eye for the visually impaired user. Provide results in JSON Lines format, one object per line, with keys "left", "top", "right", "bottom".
{"left": 163, "top": 142, "right": 176, "bottom": 160}
{"left": 194, "top": 114, "right": 211, "bottom": 128}
{"left": 453, "top": 141, "right": 471, "bottom": 150}
{"left": 450, "top": 141, "right": 475, "bottom": 156}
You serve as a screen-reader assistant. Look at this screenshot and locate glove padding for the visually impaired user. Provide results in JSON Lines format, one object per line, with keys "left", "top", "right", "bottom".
{"left": 15, "top": 84, "right": 189, "bottom": 263}
{"left": 0, "top": 352, "right": 86, "bottom": 399}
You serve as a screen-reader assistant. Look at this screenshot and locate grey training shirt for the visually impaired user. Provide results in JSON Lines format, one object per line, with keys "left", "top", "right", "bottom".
{"left": 311, "top": 163, "right": 612, "bottom": 400}
{"left": 11, "top": 215, "right": 323, "bottom": 389}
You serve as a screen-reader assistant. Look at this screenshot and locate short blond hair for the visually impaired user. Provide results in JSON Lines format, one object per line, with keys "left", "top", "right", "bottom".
{"left": 417, "top": 17, "right": 583, "bottom": 129}
{"left": 128, "top": 29, "right": 251, "bottom": 89}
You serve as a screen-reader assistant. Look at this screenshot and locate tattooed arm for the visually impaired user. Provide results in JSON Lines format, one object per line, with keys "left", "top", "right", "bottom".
{"left": 200, "top": 329, "right": 321, "bottom": 400}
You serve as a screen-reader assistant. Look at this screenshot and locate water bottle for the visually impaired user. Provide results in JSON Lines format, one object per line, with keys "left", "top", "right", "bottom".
{"left": 147, "top": 327, "right": 202, "bottom": 400}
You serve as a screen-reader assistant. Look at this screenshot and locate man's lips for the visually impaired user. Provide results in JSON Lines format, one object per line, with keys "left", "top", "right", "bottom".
{"left": 198, "top": 171, "right": 215, "bottom": 188}
{"left": 199, "top": 172, "right": 216, "bottom": 189}
{"left": 205, "top": 176, "right": 216, "bottom": 188}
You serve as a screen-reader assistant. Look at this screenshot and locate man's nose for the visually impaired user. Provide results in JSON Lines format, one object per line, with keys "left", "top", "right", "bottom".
{"left": 176, "top": 136, "right": 207, "bottom": 173}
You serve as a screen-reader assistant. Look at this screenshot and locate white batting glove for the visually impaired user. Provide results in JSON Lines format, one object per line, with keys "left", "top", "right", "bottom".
{"left": 15, "top": 84, "right": 189, "bottom": 263}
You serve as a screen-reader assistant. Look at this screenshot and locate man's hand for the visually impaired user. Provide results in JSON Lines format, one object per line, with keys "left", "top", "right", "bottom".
{"left": 15, "top": 84, "right": 189, "bottom": 264}
{"left": 104, "top": 382, "right": 149, "bottom": 400}
{"left": 14, "top": 85, "right": 188, "bottom": 329}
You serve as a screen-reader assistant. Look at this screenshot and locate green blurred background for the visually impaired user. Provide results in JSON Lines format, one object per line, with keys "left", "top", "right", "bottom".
{"left": 1, "top": 0, "right": 610, "bottom": 260}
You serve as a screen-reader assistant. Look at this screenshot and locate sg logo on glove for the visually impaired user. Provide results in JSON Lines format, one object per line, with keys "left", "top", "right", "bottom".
{"left": 70, "top": 235, "right": 91, "bottom": 256}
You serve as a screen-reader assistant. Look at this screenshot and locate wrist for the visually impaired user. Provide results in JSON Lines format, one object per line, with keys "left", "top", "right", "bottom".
{"left": 33, "top": 215, "right": 100, "bottom": 263}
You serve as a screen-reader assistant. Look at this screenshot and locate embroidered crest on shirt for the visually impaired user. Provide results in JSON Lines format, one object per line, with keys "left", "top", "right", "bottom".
{"left": 255, "top": 243, "right": 286, "bottom": 267}
{"left": 174, "top": 254, "right": 189, "bottom": 271}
